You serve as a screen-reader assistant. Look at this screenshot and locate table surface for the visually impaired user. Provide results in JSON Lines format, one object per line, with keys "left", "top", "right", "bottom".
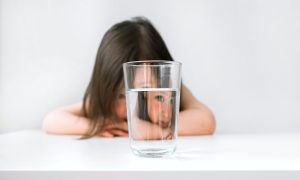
{"left": 0, "top": 130, "right": 300, "bottom": 171}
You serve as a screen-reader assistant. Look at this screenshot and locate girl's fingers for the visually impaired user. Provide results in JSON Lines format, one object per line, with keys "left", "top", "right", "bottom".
{"left": 99, "top": 131, "right": 114, "bottom": 138}
{"left": 166, "top": 132, "right": 173, "bottom": 140}
{"left": 119, "top": 122, "right": 128, "bottom": 131}
{"left": 162, "top": 128, "right": 172, "bottom": 140}
{"left": 108, "top": 129, "right": 128, "bottom": 137}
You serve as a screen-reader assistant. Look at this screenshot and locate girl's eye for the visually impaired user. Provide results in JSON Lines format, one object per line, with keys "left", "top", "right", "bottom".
{"left": 155, "top": 95, "right": 164, "bottom": 102}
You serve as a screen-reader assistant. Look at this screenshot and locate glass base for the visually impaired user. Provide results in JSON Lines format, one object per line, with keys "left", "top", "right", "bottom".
{"left": 131, "top": 147, "right": 176, "bottom": 158}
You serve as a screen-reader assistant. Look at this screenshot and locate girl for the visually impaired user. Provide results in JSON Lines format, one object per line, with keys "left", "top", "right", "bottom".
{"left": 42, "top": 17, "right": 216, "bottom": 138}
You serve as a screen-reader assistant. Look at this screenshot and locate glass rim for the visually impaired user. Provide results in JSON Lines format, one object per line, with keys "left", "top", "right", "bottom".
{"left": 123, "top": 60, "right": 181, "bottom": 67}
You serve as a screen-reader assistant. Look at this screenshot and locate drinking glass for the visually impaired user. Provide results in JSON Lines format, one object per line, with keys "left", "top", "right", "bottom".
{"left": 123, "top": 60, "right": 181, "bottom": 157}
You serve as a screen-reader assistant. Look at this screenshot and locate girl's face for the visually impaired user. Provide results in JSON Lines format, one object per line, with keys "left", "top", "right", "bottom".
{"left": 133, "top": 65, "right": 172, "bottom": 128}
{"left": 147, "top": 91, "right": 173, "bottom": 128}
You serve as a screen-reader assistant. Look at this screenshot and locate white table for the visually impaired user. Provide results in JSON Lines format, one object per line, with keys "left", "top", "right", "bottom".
{"left": 0, "top": 130, "right": 300, "bottom": 179}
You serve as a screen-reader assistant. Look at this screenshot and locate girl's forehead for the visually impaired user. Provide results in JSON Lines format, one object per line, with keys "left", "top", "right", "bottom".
{"left": 148, "top": 91, "right": 172, "bottom": 96}
{"left": 133, "top": 67, "right": 156, "bottom": 88}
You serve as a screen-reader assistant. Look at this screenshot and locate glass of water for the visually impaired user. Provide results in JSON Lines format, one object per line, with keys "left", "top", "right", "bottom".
{"left": 123, "top": 60, "right": 181, "bottom": 157}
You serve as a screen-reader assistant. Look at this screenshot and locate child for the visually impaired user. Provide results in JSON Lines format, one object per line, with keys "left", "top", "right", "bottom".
{"left": 42, "top": 17, "right": 216, "bottom": 138}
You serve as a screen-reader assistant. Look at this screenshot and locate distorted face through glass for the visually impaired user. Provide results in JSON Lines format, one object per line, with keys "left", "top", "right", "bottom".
{"left": 146, "top": 90, "right": 173, "bottom": 128}
{"left": 133, "top": 65, "right": 174, "bottom": 129}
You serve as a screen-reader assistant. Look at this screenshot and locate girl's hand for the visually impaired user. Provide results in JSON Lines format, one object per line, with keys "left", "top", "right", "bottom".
{"left": 99, "top": 120, "right": 172, "bottom": 140}
{"left": 131, "top": 117, "right": 173, "bottom": 140}
{"left": 99, "top": 121, "right": 129, "bottom": 137}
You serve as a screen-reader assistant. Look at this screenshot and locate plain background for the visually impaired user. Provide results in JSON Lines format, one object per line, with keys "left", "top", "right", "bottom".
{"left": 0, "top": 0, "right": 299, "bottom": 134}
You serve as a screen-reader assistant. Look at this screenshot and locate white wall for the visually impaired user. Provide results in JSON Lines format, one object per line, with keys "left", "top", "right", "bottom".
{"left": 1, "top": 0, "right": 300, "bottom": 133}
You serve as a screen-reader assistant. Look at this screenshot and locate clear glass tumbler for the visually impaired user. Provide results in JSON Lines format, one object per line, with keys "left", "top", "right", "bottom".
{"left": 123, "top": 60, "right": 181, "bottom": 157}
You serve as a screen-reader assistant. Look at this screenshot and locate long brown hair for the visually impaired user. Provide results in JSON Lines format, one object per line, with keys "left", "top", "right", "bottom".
{"left": 82, "top": 17, "right": 174, "bottom": 138}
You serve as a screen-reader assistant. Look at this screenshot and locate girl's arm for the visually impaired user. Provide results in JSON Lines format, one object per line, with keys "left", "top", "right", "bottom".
{"left": 42, "top": 103, "right": 90, "bottom": 135}
{"left": 42, "top": 103, "right": 127, "bottom": 137}
{"left": 178, "top": 84, "right": 216, "bottom": 136}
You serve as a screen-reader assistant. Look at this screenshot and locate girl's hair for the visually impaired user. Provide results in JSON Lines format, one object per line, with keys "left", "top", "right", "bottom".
{"left": 82, "top": 17, "right": 174, "bottom": 138}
